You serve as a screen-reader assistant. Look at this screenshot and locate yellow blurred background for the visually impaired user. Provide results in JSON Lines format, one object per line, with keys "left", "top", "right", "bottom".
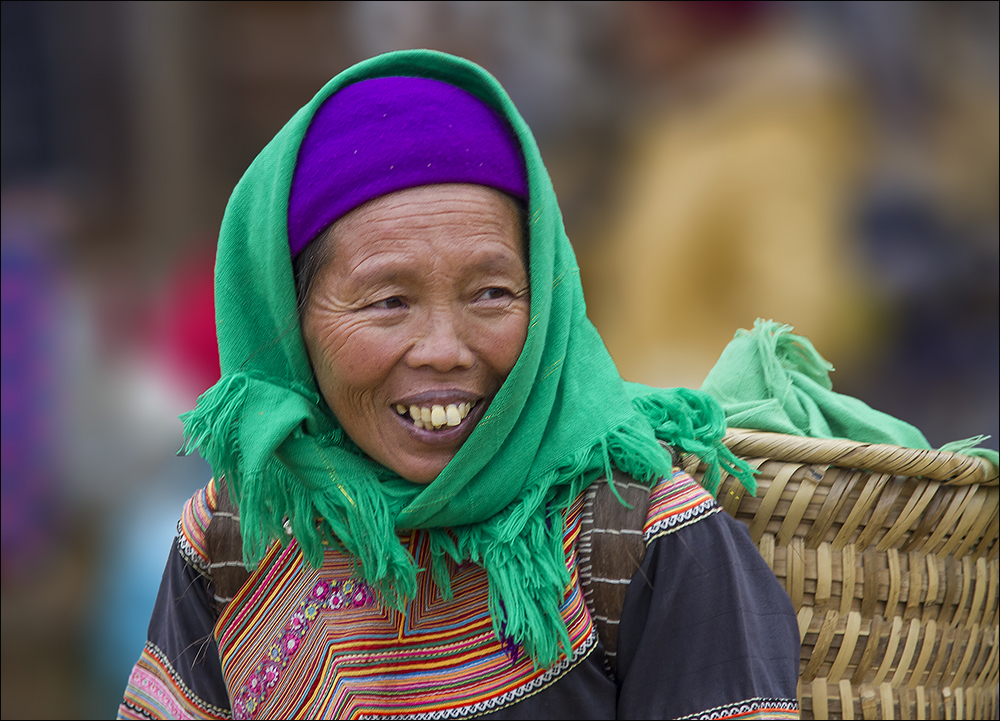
{"left": 1, "top": 2, "right": 996, "bottom": 718}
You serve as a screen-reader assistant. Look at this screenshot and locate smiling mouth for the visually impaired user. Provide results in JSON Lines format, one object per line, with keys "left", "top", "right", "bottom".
{"left": 394, "top": 401, "right": 478, "bottom": 431}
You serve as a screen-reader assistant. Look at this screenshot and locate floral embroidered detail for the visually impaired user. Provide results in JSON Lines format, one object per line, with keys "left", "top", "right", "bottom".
{"left": 232, "top": 576, "right": 376, "bottom": 719}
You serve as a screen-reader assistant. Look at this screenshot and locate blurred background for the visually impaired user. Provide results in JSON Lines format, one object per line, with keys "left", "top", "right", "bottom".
{"left": 1, "top": 1, "right": 996, "bottom": 717}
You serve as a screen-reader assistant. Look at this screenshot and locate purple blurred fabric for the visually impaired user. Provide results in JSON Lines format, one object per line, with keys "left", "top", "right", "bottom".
{"left": 1, "top": 235, "right": 60, "bottom": 578}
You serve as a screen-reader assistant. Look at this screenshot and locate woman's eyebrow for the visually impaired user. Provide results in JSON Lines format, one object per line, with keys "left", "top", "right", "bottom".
{"left": 463, "top": 251, "right": 527, "bottom": 276}
{"left": 346, "top": 247, "right": 525, "bottom": 284}
{"left": 343, "top": 260, "right": 412, "bottom": 291}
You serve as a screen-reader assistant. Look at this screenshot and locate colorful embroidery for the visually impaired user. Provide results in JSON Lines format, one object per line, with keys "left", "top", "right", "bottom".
{"left": 643, "top": 469, "right": 722, "bottom": 544}
{"left": 678, "top": 696, "right": 799, "bottom": 720}
{"left": 216, "top": 494, "right": 595, "bottom": 720}
{"left": 231, "top": 577, "right": 376, "bottom": 718}
{"left": 176, "top": 479, "right": 217, "bottom": 573}
{"left": 360, "top": 630, "right": 598, "bottom": 721}
{"left": 118, "top": 641, "right": 232, "bottom": 720}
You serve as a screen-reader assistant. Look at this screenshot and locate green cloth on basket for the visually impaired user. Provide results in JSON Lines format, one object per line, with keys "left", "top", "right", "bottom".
{"left": 701, "top": 319, "right": 999, "bottom": 469}
{"left": 179, "top": 49, "right": 754, "bottom": 670}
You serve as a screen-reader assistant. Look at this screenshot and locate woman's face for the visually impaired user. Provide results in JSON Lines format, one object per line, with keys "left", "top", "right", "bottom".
{"left": 301, "top": 184, "right": 530, "bottom": 484}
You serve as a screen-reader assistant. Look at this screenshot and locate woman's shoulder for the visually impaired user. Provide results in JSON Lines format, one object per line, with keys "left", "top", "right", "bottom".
{"left": 579, "top": 467, "right": 723, "bottom": 567}
{"left": 174, "top": 477, "right": 249, "bottom": 612}
{"left": 578, "top": 467, "right": 726, "bottom": 677}
{"left": 614, "top": 472, "right": 801, "bottom": 718}
{"left": 642, "top": 468, "right": 724, "bottom": 544}
{"left": 175, "top": 478, "right": 219, "bottom": 575}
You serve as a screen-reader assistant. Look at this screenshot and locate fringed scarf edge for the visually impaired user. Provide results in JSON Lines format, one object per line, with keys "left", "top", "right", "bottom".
{"left": 180, "top": 372, "right": 754, "bottom": 669}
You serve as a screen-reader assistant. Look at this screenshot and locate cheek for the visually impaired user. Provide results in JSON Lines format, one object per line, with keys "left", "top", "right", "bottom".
{"left": 303, "top": 314, "right": 397, "bottom": 404}
{"left": 479, "top": 309, "right": 529, "bottom": 374}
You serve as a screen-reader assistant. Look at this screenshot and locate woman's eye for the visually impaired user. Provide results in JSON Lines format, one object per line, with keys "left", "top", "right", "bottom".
{"left": 370, "top": 296, "right": 405, "bottom": 310}
{"left": 478, "top": 287, "right": 510, "bottom": 301}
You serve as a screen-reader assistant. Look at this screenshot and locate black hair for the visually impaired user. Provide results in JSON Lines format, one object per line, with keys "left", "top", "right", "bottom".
{"left": 293, "top": 223, "right": 335, "bottom": 311}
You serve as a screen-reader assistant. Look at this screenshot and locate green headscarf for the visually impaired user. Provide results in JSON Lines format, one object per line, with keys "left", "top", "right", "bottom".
{"left": 181, "top": 49, "right": 753, "bottom": 668}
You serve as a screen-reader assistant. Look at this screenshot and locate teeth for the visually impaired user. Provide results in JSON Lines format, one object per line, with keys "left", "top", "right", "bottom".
{"left": 400, "top": 401, "right": 475, "bottom": 430}
{"left": 430, "top": 405, "right": 446, "bottom": 427}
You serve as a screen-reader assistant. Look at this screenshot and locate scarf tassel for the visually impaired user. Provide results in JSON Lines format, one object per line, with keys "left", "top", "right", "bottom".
{"left": 461, "top": 407, "right": 743, "bottom": 670}
{"left": 181, "top": 373, "right": 420, "bottom": 611}
{"left": 181, "top": 374, "right": 755, "bottom": 669}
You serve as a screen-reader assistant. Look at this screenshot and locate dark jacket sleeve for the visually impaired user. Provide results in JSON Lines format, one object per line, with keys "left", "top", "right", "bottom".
{"left": 615, "top": 509, "right": 801, "bottom": 719}
{"left": 118, "top": 542, "right": 232, "bottom": 719}
{"left": 152, "top": 542, "right": 232, "bottom": 706}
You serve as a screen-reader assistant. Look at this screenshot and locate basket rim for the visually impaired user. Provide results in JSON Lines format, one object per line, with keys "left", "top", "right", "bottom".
{"left": 722, "top": 428, "right": 999, "bottom": 486}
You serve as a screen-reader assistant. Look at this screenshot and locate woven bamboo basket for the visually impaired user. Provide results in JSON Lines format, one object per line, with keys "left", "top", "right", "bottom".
{"left": 687, "top": 429, "right": 999, "bottom": 720}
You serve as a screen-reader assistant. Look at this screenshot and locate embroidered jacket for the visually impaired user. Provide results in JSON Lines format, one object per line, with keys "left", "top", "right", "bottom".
{"left": 118, "top": 471, "right": 800, "bottom": 720}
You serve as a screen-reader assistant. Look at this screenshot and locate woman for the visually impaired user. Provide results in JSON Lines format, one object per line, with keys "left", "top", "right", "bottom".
{"left": 119, "top": 50, "right": 799, "bottom": 720}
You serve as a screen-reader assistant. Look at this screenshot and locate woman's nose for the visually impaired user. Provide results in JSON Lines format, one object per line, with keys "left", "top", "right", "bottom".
{"left": 405, "top": 309, "right": 476, "bottom": 372}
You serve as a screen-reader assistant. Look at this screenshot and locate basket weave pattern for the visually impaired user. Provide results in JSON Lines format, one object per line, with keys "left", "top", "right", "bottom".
{"left": 689, "top": 429, "right": 999, "bottom": 720}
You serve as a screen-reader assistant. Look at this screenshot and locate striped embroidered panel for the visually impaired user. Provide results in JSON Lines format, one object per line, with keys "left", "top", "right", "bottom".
{"left": 643, "top": 469, "right": 722, "bottom": 545}
{"left": 215, "top": 493, "right": 596, "bottom": 719}
{"left": 119, "top": 641, "right": 232, "bottom": 720}
{"left": 677, "top": 696, "right": 800, "bottom": 720}
{"left": 177, "top": 478, "right": 218, "bottom": 573}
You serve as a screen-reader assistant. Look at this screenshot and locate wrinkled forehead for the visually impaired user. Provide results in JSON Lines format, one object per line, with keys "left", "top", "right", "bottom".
{"left": 292, "top": 184, "right": 529, "bottom": 311}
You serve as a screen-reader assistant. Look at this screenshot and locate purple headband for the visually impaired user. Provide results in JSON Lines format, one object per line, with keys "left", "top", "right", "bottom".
{"left": 287, "top": 76, "right": 529, "bottom": 256}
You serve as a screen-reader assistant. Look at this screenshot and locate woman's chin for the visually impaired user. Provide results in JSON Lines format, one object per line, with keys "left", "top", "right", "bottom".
{"left": 387, "top": 421, "right": 471, "bottom": 484}
{"left": 358, "top": 399, "right": 489, "bottom": 483}
{"left": 380, "top": 445, "right": 455, "bottom": 485}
